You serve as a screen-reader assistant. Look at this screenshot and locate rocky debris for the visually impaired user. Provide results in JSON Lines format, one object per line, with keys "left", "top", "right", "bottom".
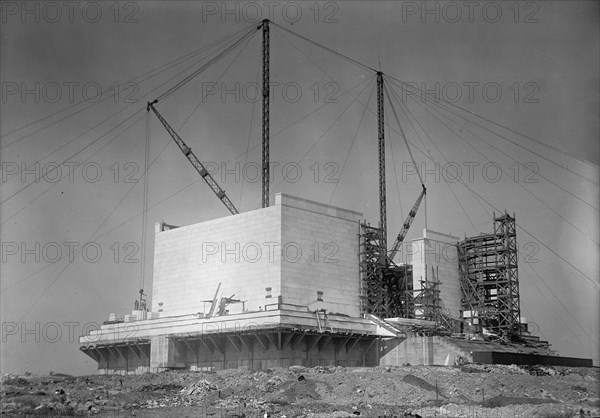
{"left": 309, "top": 366, "right": 340, "bottom": 374}
{"left": 258, "top": 374, "right": 288, "bottom": 392}
{"left": 1, "top": 366, "right": 599, "bottom": 417}
{"left": 140, "top": 383, "right": 185, "bottom": 392}
{"left": 1, "top": 375, "right": 31, "bottom": 387}
{"left": 456, "top": 363, "right": 529, "bottom": 374}
{"left": 179, "top": 379, "right": 217, "bottom": 396}
{"left": 520, "top": 364, "right": 559, "bottom": 376}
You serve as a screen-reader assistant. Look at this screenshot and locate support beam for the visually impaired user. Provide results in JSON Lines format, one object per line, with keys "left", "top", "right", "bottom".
{"left": 261, "top": 19, "right": 270, "bottom": 208}
{"left": 254, "top": 333, "right": 268, "bottom": 351}
{"left": 339, "top": 337, "right": 352, "bottom": 354}
{"left": 207, "top": 337, "right": 223, "bottom": 355}
{"left": 267, "top": 332, "right": 280, "bottom": 351}
{"left": 182, "top": 339, "right": 195, "bottom": 357}
{"left": 282, "top": 332, "right": 295, "bottom": 350}
{"left": 364, "top": 338, "right": 377, "bottom": 354}
{"left": 226, "top": 335, "right": 241, "bottom": 352}
{"left": 318, "top": 335, "right": 332, "bottom": 352}
{"left": 83, "top": 348, "right": 101, "bottom": 362}
{"left": 239, "top": 335, "right": 251, "bottom": 352}
{"left": 294, "top": 331, "right": 307, "bottom": 349}
{"left": 198, "top": 338, "right": 213, "bottom": 354}
{"left": 308, "top": 335, "right": 323, "bottom": 352}
{"left": 128, "top": 344, "right": 139, "bottom": 358}
{"left": 377, "top": 71, "right": 387, "bottom": 258}
{"left": 349, "top": 336, "right": 362, "bottom": 352}
{"left": 106, "top": 345, "right": 119, "bottom": 359}
{"left": 95, "top": 347, "right": 108, "bottom": 363}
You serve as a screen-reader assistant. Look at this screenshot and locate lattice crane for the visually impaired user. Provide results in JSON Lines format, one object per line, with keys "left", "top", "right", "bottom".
{"left": 147, "top": 100, "right": 239, "bottom": 215}
{"left": 388, "top": 184, "right": 427, "bottom": 263}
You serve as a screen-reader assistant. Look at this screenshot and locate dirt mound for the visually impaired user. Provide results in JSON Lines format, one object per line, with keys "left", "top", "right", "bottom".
{"left": 401, "top": 374, "right": 437, "bottom": 392}
{"left": 1, "top": 365, "right": 598, "bottom": 417}
{"left": 139, "top": 383, "right": 184, "bottom": 392}
{"left": 278, "top": 378, "right": 321, "bottom": 403}
{"left": 482, "top": 395, "right": 557, "bottom": 407}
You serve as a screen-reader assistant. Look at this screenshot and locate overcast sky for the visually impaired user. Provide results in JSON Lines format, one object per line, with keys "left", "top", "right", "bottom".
{"left": 1, "top": 1, "right": 598, "bottom": 375}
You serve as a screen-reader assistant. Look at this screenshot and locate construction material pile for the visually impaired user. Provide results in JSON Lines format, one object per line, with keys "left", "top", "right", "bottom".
{"left": 1, "top": 364, "right": 598, "bottom": 417}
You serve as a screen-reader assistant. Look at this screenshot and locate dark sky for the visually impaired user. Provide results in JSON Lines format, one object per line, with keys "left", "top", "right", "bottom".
{"left": 1, "top": 1, "right": 598, "bottom": 374}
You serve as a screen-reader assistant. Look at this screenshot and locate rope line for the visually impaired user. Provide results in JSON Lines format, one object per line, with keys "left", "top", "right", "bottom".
{"left": 271, "top": 21, "right": 376, "bottom": 74}
{"left": 140, "top": 110, "right": 151, "bottom": 291}
{"left": 0, "top": 108, "right": 145, "bottom": 205}
{"left": 240, "top": 59, "right": 262, "bottom": 209}
{"left": 1, "top": 24, "right": 257, "bottom": 148}
{"left": 157, "top": 26, "right": 258, "bottom": 102}
{"left": 386, "top": 80, "right": 599, "bottom": 245}
{"left": 272, "top": 76, "right": 375, "bottom": 194}
{"left": 383, "top": 82, "right": 424, "bottom": 186}
{"left": 385, "top": 78, "right": 479, "bottom": 233}
{"left": 387, "top": 78, "right": 599, "bottom": 211}
{"left": 177, "top": 28, "right": 258, "bottom": 134}
{"left": 385, "top": 75, "right": 599, "bottom": 187}
{"left": 329, "top": 80, "right": 376, "bottom": 204}
{"left": 1, "top": 112, "right": 147, "bottom": 226}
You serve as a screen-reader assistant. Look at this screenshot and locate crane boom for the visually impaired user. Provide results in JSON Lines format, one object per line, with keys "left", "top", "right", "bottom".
{"left": 147, "top": 100, "right": 239, "bottom": 215}
{"left": 388, "top": 184, "right": 426, "bottom": 262}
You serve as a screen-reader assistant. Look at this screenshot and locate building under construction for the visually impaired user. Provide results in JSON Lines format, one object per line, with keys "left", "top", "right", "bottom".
{"left": 80, "top": 192, "right": 588, "bottom": 374}
{"left": 79, "top": 21, "right": 592, "bottom": 373}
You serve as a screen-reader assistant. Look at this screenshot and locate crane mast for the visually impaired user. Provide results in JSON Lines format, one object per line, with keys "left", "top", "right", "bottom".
{"left": 261, "top": 19, "right": 270, "bottom": 208}
{"left": 147, "top": 100, "right": 239, "bottom": 215}
{"left": 377, "top": 71, "right": 387, "bottom": 258}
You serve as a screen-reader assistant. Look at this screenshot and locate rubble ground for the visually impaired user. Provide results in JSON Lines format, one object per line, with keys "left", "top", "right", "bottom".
{"left": 1, "top": 364, "right": 598, "bottom": 417}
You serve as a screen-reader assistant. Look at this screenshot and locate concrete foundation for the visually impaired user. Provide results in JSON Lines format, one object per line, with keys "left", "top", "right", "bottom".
{"left": 81, "top": 308, "right": 380, "bottom": 374}
{"left": 378, "top": 334, "right": 565, "bottom": 367}
{"left": 379, "top": 335, "right": 458, "bottom": 366}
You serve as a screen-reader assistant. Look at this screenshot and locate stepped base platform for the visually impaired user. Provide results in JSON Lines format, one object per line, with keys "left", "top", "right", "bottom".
{"left": 80, "top": 309, "right": 381, "bottom": 374}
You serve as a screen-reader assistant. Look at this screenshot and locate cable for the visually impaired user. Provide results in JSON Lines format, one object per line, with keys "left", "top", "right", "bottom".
{"left": 157, "top": 26, "right": 258, "bottom": 102}
{"left": 3, "top": 124, "right": 176, "bottom": 294}
{"left": 1, "top": 24, "right": 257, "bottom": 146}
{"left": 383, "top": 89, "right": 405, "bottom": 222}
{"left": 2, "top": 32, "right": 255, "bottom": 200}
{"left": 383, "top": 83, "right": 424, "bottom": 186}
{"left": 2, "top": 26, "right": 258, "bottom": 217}
{"left": 386, "top": 79, "right": 479, "bottom": 233}
{"left": 0, "top": 108, "right": 145, "bottom": 205}
{"left": 385, "top": 75, "right": 599, "bottom": 187}
{"left": 385, "top": 90, "right": 598, "bottom": 347}
{"left": 269, "top": 27, "right": 598, "bottom": 187}
{"left": 388, "top": 80, "right": 599, "bottom": 245}
{"left": 272, "top": 76, "right": 375, "bottom": 193}
{"left": 140, "top": 110, "right": 151, "bottom": 291}
{"left": 15, "top": 131, "right": 156, "bottom": 320}
{"left": 1, "top": 112, "right": 147, "bottom": 226}
{"left": 224, "top": 74, "right": 376, "bottom": 173}
{"left": 522, "top": 261, "right": 600, "bottom": 351}
{"left": 177, "top": 27, "right": 258, "bottom": 134}
{"left": 378, "top": 81, "right": 598, "bottom": 289}
{"left": 387, "top": 78, "right": 599, "bottom": 212}
{"left": 239, "top": 59, "right": 261, "bottom": 210}
{"left": 329, "top": 80, "right": 376, "bottom": 204}
{"left": 270, "top": 21, "right": 376, "bottom": 74}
